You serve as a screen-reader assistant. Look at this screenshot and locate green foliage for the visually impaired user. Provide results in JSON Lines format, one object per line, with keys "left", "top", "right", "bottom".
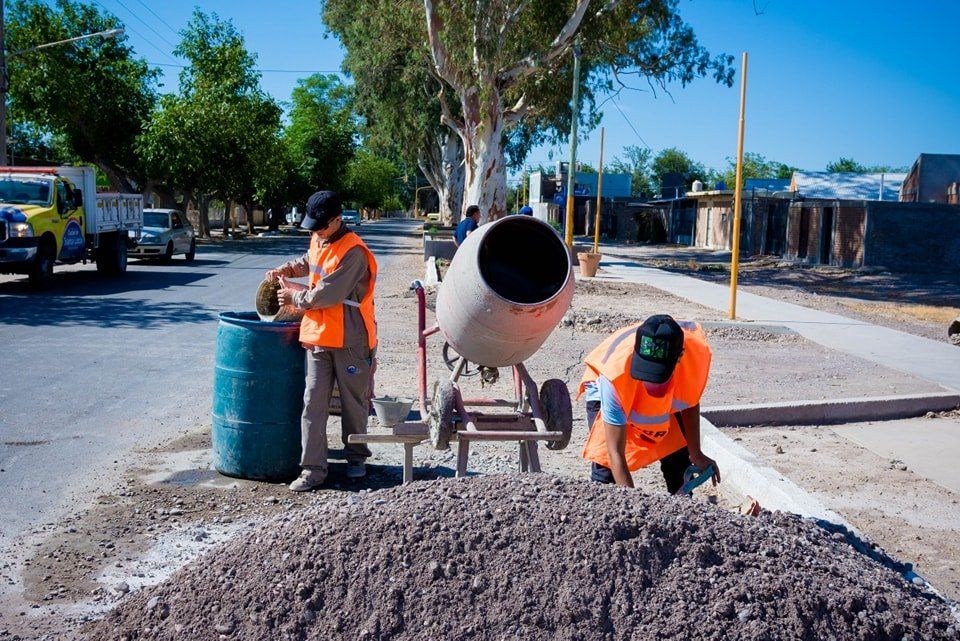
{"left": 719, "top": 152, "right": 797, "bottom": 189}
{"left": 137, "top": 10, "right": 281, "bottom": 229}
{"left": 285, "top": 74, "right": 357, "bottom": 196}
{"left": 825, "top": 157, "right": 866, "bottom": 173}
{"left": 825, "top": 157, "right": 907, "bottom": 174}
{"left": 6, "top": 0, "right": 158, "bottom": 188}
{"left": 608, "top": 146, "right": 655, "bottom": 198}
{"left": 344, "top": 149, "right": 401, "bottom": 209}
{"left": 651, "top": 147, "right": 711, "bottom": 192}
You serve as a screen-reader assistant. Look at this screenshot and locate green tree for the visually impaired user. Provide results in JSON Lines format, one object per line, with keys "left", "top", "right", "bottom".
{"left": 825, "top": 157, "right": 906, "bottom": 174}
{"left": 137, "top": 10, "right": 281, "bottom": 236}
{"left": 718, "top": 152, "right": 797, "bottom": 189}
{"left": 608, "top": 145, "right": 654, "bottom": 197}
{"left": 6, "top": 0, "right": 158, "bottom": 189}
{"left": 285, "top": 74, "right": 357, "bottom": 197}
{"left": 419, "top": 0, "right": 733, "bottom": 222}
{"left": 344, "top": 149, "right": 401, "bottom": 214}
{"left": 651, "top": 147, "right": 711, "bottom": 193}
{"left": 323, "top": 1, "right": 465, "bottom": 224}
{"left": 325, "top": 0, "right": 732, "bottom": 223}
{"left": 825, "top": 157, "right": 866, "bottom": 173}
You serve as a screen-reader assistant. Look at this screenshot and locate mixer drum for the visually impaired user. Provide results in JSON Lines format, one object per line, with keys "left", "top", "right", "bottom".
{"left": 436, "top": 216, "right": 574, "bottom": 367}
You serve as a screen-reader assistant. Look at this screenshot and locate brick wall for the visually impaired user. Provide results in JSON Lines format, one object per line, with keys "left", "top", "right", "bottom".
{"left": 864, "top": 202, "right": 960, "bottom": 271}
{"left": 833, "top": 206, "right": 866, "bottom": 267}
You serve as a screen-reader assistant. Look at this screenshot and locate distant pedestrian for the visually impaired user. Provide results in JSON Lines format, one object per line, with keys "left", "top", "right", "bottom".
{"left": 265, "top": 190, "right": 378, "bottom": 491}
{"left": 453, "top": 205, "right": 481, "bottom": 248}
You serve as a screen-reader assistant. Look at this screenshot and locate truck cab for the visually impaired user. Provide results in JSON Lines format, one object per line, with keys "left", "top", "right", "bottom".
{"left": 0, "top": 172, "right": 83, "bottom": 285}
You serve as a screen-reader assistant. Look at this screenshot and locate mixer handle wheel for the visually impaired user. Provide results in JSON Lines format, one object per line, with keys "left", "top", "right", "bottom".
{"left": 442, "top": 342, "right": 479, "bottom": 377}
{"left": 540, "top": 379, "right": 573, "bottom": 451}
{"left": 428, "top": 379, "right": 456, "bottom": 451}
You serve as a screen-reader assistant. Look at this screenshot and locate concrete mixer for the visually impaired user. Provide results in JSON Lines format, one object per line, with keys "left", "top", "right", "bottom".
{"left": 348, "top": 216, "right": 576, "bottom": 482}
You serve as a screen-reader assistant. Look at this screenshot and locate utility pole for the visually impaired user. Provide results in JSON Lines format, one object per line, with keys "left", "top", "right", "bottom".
{"left": 729, "top": 52, "right": 749, "bottom": 320}
{"left": 592, "top": 127, "right": 605, "bottom": 254}
{"left": 563, "top": 38, "right": 582, "bottom": 250}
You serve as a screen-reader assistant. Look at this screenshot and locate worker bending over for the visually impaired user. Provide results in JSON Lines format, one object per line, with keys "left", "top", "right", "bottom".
{"left": 579, "top": 315, "right": 720, "bottom": 492}
{"left": 266, "top": 190, "right": 378, "bottom": 491}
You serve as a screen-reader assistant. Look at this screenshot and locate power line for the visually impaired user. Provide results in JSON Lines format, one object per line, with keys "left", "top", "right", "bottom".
{"left": 148, "top": 61, "right": 346, "bottom": 74}
{"left": 131, "top": 0, "right": 180, "bottom": 38}
{"left": 611, "top": 97, "right": 651, "bottom": 151}
{"left": 108, "top": 0, "right": 178, "bottom": 50}
{"left": 90, "top": 0, "right": 179, "bottom": 63}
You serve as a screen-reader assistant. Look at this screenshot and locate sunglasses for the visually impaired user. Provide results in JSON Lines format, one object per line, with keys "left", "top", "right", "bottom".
{"left": 316, "top": 215, "right": 340, "bottom": 231}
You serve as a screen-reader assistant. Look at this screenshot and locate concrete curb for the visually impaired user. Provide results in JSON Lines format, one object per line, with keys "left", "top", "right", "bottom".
{"left": 700, "top": 417, "right": 851, "bottom": 528}
{"left": 703, "top": 392, "right": 960, "bottom": 427}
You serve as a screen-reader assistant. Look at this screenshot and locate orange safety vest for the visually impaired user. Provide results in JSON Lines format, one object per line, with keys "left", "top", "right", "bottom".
{"left": 299, "top": 231, "right": 378, "bottom": 350}
{"left": 578, "top": 321, "right": 711, "bottom": 471}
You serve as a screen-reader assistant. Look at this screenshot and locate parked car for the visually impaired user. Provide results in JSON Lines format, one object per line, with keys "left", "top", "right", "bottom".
{"left": 285, "top": 207, "right": 303, "bottom": 226}
{"left": 132, "top": 209, "right": 196, "bottom": 261}
{"left": 341, "top": 209, "right": 361, "bottom": 226}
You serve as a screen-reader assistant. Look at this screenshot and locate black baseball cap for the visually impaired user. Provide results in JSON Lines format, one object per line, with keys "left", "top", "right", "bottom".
{"left": 301, "top": 190, "right": 342, "bottom": 231}
{"left": 629, "top": 315, "right": 685, "bottom": 383}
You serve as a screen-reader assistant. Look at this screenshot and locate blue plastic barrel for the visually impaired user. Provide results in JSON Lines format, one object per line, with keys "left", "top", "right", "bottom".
{"left": 212, "top": 312, "right": 304, "bottom": 480}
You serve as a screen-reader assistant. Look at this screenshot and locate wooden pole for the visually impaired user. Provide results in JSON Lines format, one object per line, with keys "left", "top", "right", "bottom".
{"left": 564, "top": 40, "right": 582, "bottom": 250}
{"left": 729, "top": 52, "right": 748, "bottom": 320}
{"left": 592, "top": 127, "right": 605, "bottom": 254}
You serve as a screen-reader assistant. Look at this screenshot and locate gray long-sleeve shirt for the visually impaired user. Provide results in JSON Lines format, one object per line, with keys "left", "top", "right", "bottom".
{"left": 277, "top": 228, "right": 372, "bottom": 348}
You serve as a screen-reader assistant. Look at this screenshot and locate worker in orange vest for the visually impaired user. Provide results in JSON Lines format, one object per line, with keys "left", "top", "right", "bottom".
{"left": 267, "top": 190, "right": 378, "bottom": 491}
{"left": 579, "top": 315, "right": 720, "bottom": 492}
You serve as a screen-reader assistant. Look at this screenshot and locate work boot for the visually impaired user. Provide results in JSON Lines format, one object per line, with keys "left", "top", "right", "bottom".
{"left": 345, "top": 462, "right": 366, "bottom": 479}
{"left": 289, "top": 468, "right": 326, "bottom": 492}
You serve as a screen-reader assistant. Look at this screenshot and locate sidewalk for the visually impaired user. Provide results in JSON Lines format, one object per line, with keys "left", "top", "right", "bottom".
{"left": 597, "top": 259, "right": 960, "bottom": 392}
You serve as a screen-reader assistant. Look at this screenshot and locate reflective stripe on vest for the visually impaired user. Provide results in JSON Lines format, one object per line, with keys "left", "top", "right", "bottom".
{"left": 579, "top": 322, "right": 711, "bottom": 471}
{"left": 298, "top": 231, "right": 378, "bottom": 350}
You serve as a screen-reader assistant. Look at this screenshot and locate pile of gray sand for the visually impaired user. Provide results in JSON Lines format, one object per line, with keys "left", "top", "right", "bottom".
{"left": 86, "top": 475, "right": 958, "bottom": 641}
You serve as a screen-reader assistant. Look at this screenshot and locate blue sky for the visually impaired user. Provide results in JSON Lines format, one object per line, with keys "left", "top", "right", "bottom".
{"left": 69, "top": 1, "right": 960, "bottom": 175}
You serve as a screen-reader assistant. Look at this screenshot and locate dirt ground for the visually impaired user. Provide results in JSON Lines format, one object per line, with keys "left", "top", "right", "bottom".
{"left": 602, "top": 244, "right": 960, "bottom": 345}
{"left": 725, "top": 411, "right": 960, "bottom": 603}
{"left": 1, "top": 233, "right": 955, "bottom": 639}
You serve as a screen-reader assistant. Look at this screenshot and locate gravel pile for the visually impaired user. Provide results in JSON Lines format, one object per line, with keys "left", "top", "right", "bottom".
{"left": 85, "top": 475, "right": 957, "bottom": 641}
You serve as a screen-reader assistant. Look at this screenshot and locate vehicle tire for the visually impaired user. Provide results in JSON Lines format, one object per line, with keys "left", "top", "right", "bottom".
{"left": 428, "top": 379, "right": 456, "bottom": 451}
{"left": 162, "top": 241, "right": 174, "bottom": 263}
{"left": 185, "top": 239, "right": 196, "bottom": 261}
{"left": 540, "top": 378, "right": 573, "bottom": 451}
{"left": 28, "top": 237, "right": 56, "bottom": 289}
{"left": 96, "top": 232, "right": 128, "bottom": 276}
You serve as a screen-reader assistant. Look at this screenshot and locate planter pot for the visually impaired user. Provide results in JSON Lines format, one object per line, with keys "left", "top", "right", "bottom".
{"left": 577, "top": 252, "right": 602, "bottom": 277}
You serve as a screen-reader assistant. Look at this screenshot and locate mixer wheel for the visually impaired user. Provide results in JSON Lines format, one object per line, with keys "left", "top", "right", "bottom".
{"left": 540, "top": 379, "right": 572, "bottom": 451}
{"left": 428, "top": 379, "right": 456, "bottom": 451}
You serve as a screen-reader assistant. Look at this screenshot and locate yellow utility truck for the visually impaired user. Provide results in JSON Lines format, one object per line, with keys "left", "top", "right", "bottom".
{"left": 0, "top": 166, "right": 143, "bottom": 286}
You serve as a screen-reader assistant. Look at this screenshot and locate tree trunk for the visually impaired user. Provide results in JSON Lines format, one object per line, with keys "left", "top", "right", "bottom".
{"left": 440, "top": 131, "right": 465, "bottom": 224}
{"left": 419, "top": 130, "right": 465, "bottom": 226}
{"left": 244, "top": 200, "right": 255, "bottom": 235}
{"left": 460, "top": 104, "right": 506, "bottom": 225}
{"left": 199, "top": 195, "right": 210, "bottom": 238}
{"left": 223, "top": 198, "right": 232, "bottom": 236}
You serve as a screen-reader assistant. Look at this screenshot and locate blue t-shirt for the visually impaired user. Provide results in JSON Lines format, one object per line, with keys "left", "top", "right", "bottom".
{"left": 454, "top": 217, "right": 478, "bottom": 245}
{"left": 583, "top": 375, "right": 626, "bottom": 426}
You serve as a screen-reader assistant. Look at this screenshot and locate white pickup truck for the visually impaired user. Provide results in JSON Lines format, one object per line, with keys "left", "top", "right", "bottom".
{"left": 0, "top": 166, "right": 143, "bottom": 286}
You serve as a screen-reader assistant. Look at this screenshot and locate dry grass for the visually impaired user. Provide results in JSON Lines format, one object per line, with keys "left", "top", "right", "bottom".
{"left": 840, "top": 301, "right": 960, "bottom": 325}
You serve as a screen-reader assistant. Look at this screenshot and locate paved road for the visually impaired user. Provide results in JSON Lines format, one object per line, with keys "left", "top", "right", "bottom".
{"left": 0, "top": 219, "right": 420, "bottom": 553}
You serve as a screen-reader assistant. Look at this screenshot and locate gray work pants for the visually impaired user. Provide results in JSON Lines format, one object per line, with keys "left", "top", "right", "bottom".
{"left": 300, "top": 345, "right": 373, "bottom": 471}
